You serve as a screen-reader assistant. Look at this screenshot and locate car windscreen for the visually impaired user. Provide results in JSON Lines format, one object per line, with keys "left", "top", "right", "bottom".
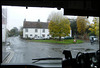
{"left": 2, "top": 5, "right": 99, "bottom": 65}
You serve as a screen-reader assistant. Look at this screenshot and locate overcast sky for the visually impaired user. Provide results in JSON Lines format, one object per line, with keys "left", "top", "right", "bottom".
{"left": 2, "top": 6, "right": 94, "bottom": 30}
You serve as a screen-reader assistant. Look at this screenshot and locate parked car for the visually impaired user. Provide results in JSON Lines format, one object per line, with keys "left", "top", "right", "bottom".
{"left": 64, "top": 36, "right": 74, "bottom": 39}
{"left": 54, "top": 37, "right": 64, "bottom": 39}
{"left": 34, "top": 36, "right": 45, "bottom": 40}
{"left": 89, "top": 36, "right": 98, "bottom": 42}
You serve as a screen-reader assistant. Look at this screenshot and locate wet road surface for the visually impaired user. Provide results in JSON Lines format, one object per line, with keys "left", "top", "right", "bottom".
{"left": 6, "top": 36, "right": 99, "bottom": 64}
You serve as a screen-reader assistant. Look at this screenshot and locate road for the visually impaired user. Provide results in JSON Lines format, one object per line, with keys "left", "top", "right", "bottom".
{"left": 6, "top": 36, "right": 99, "bottom": 64}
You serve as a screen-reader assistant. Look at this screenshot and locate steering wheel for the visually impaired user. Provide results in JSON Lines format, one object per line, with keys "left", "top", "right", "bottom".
{"left": 76, "top": 52, "right": 84, "bottom": 64}
{"left": 95, "top": 50, "right": 100, "bottom": 67}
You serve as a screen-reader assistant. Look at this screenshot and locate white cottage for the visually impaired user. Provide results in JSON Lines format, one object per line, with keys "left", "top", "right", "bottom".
{"left": 23, "top": 20, "right": 50, "bottom": 39}
{"left": 23, "top": 20, "right": 72, "bottom": 39}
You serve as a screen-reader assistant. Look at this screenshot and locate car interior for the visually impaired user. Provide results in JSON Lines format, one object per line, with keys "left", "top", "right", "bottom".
{"left": 1, "top": 0, "right": 100, "bottom": 68}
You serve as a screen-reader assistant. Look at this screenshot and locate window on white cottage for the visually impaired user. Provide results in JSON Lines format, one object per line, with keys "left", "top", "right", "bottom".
{"left": 43, "top": 29, "right": 45, "bottom": 32}
{"left": 34, "top": 35, "right": 37, "bottom": 38}
{"left": 42, "top": 34, "right": 45, "bottom": 37}
{"left": 25, "top": 28, "right": 28, "bottom": 32}
{"left": 35, "top": 29, "right": 38, "bottom": 32}
{"left": 25, "top": 34, "right": 28, "bottom": 38}
{"left": 47, "top": 34, "right": 49, "bottom": 36}
{"left": 30, "top": 34, "right": 32, "bottom": 36}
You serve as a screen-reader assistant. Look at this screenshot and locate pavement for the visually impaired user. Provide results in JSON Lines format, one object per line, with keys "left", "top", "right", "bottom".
{"left": 2, "top": 52, "right": 10, "bottom": 62}
{"left": 2, "top": 43, "right": 9, "bottom": 62}
{"left": 2, "top": 42, "right": 13, "bottom": 64}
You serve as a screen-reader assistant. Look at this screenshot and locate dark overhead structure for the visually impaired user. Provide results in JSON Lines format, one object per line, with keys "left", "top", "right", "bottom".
{"left": 1, "top": 0, "right": 100, "bottom": 16}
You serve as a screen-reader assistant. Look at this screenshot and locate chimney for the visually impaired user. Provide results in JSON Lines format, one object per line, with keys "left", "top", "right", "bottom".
{"left": 24, "top": 18, "right": 26, "bottom": 22}
{"left": 38, "top": 19, "right": 40, "bottom": 22}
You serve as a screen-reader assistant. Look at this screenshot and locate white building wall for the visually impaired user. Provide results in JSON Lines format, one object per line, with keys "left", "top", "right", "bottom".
{"left": 27, "top": 28, "right": 35, "bottom": 38}
{"left": 34, "top": 29, "right": 41, "bottom": 37}
{"left": 23, "top": 28, "right": 72, "bottom": 39}
{"left": 23, "top": 28, "right": 35, "bottom": 38}
{"left": 40, "top": 29, "right": 49, "bottom": 38}
{"left": 2, "top": 25, "right": 6, "bottom": 42}
{"left": 70, "top": 30, "right": 72, "bottom": 37}
{"left": 23, "top": 28, "right": 26, "bottom": 38}
{"left": 23, "top": 28, "right": 50, "bottom": 39}
{"left": 2, "top": 8, "right": 7, "bottom": 42}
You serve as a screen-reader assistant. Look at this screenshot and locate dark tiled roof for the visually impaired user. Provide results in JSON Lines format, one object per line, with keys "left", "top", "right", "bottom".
{"left": 23, "top": 21, "right": 48, "bottom": 29}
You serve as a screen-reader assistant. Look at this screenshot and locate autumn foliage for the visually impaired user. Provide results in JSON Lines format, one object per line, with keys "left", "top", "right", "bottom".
{"left": 77, "top": 16, "right": 89, "bottom": 35}
{"left": 88, "top": 17, "right": 99, "bottom": 37}
{"left": 48, "top": 12, "right": 71, "bottom": 40}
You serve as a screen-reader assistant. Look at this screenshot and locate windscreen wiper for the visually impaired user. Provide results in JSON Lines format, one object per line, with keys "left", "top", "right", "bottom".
{"left": 32, "top": 58, "right": 62, "bottom": 63}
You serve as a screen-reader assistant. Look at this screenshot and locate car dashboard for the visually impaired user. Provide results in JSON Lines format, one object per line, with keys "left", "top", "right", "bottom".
{"left": 1, "top": 49, "right": 100, "bottom": 68}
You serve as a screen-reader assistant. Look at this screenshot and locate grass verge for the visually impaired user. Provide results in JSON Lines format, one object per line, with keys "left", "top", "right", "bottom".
{"left": 28, "top": 39, "right": 84, "bottom": 44}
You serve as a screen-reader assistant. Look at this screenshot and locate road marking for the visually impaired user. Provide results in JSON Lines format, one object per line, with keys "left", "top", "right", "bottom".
{"left": 6, "top": 50, "right": 14, "bottom": 63}
{"left": 2, "top": 50, "right": 14, "bottom": 63}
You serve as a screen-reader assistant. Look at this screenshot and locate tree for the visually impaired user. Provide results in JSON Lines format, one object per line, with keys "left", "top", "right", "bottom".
{"left": 48, "top": 12, "right": 71, "bottom": 41}
{"left": 8, "top": 27, "right": 19, "bottom": 37}
{"left": 86, "top": 25, "right": 95, "bottom": 36}
{"left": 70, "top": 19, "right": 78, "bottom": 37}
{"left": 6, "top": 29, "right": 10, "bottom": 37}
{"left": 88, "top": 17, "right": 99, "bottom": 37}
{"left": 77, "top": 16, "right": 89, "bottom": 35}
